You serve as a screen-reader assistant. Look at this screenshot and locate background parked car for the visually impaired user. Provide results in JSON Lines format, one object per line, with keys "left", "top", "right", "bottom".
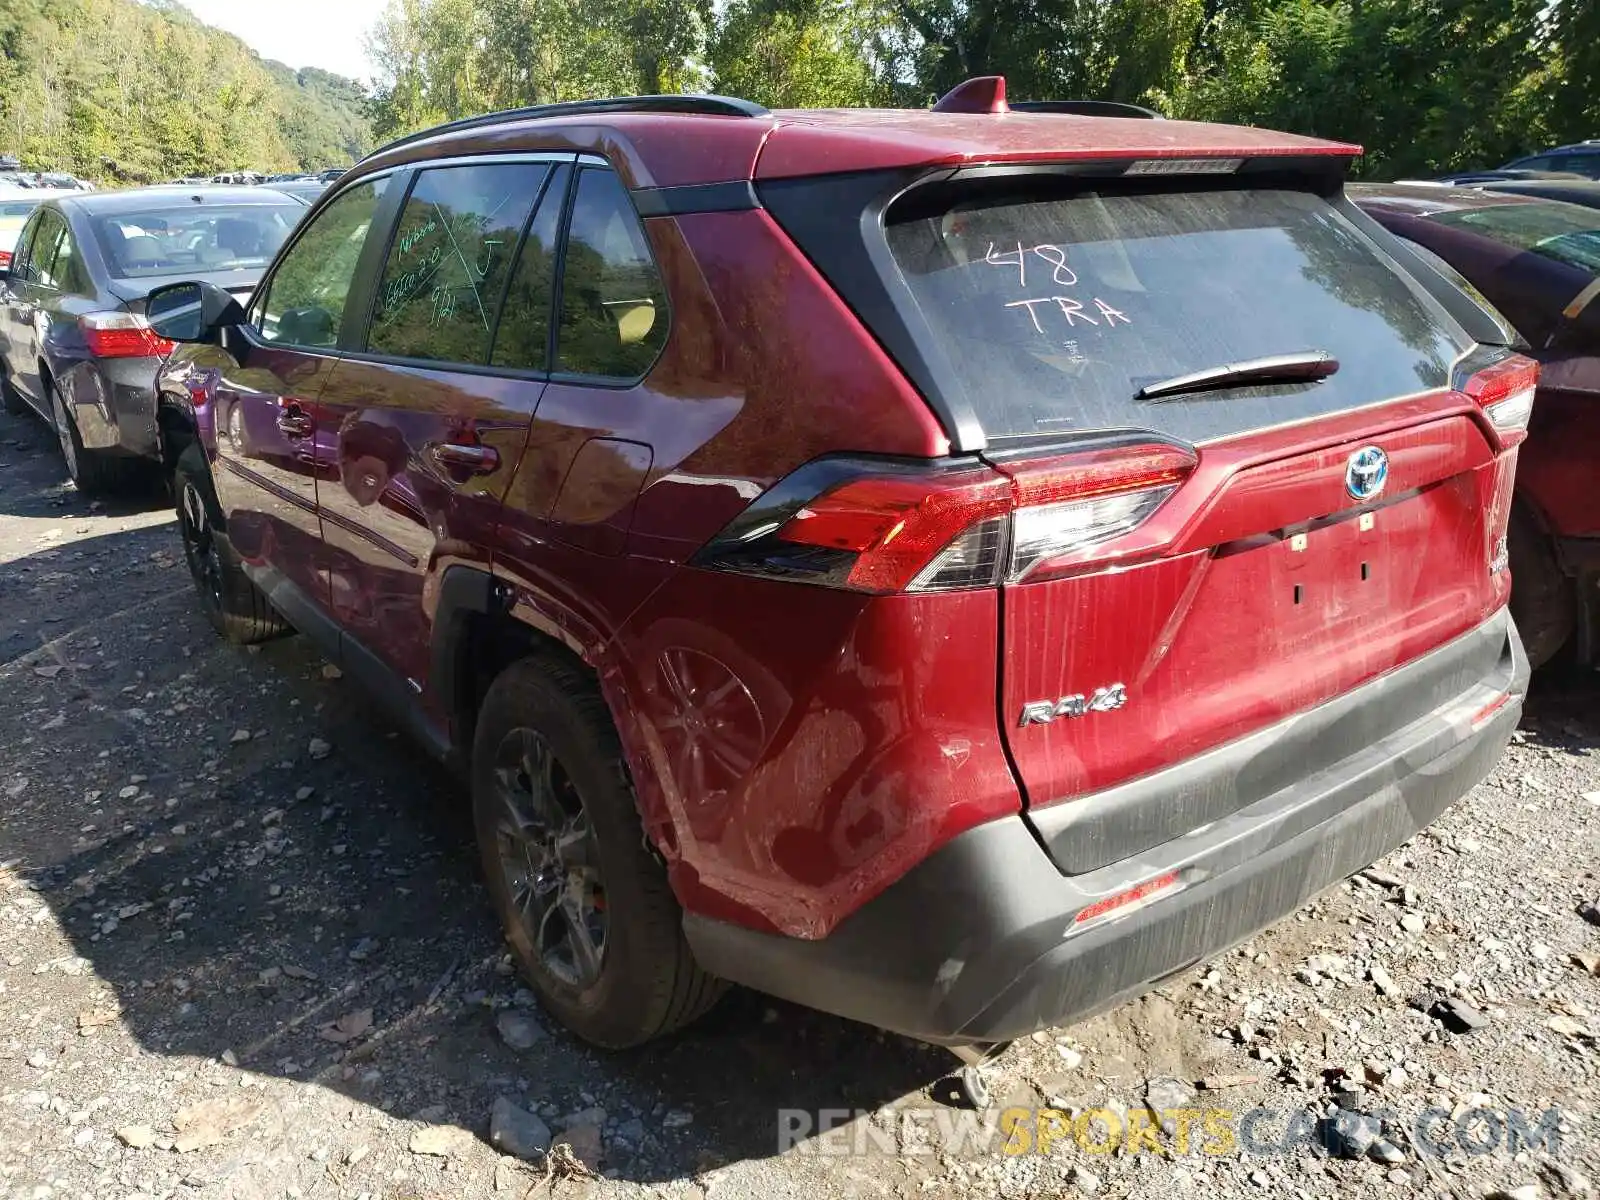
{"left": 0, "top": 186, "right": 307, "bottom": 492}
{"left": 268, "top": 179, "right": 328, "bottom": 204}
{"left": 1353, "top": 183, "right": 1600, "bottom": 668}
{"left": 1499, "top": 141, "right": 1600, "bottom": 179}
{"left": 1479, "top": 178, "right": 1600, "bottom": 211}
{"left": 1426, "top": 168, "right": 1589, "bottom": 186}
{"left": 0, "top": 194, "right": 46, "bottom": 271}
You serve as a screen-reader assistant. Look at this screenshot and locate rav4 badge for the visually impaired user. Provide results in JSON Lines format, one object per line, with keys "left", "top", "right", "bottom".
{"left": 1019, "top": 683, "right": 1128, "bottom": 727}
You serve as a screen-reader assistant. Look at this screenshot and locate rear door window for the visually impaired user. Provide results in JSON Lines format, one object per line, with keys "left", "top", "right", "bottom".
{"left": 365, "top": 161, "right": 550, "bottom": 365}
{"left": 491, "top": 164, "right": 571, "bottom": 372}
{"left": 885, "top": 182, "right": 1470, "bottom": 443}
{"left": 9, "top": 212, "right": 46, "bottom": 283}
{"left": 28, "top": 213, "right": 68, "bottom": 290}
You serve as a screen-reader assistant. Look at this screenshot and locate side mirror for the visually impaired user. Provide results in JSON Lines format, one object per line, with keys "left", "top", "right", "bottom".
{"left": 145, "top": 280, "right": 245, "bottom": 344}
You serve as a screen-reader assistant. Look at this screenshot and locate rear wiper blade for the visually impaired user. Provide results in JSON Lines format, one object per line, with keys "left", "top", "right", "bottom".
{"left": 1136, "top": 351, "right": 1339, "bottom": 401}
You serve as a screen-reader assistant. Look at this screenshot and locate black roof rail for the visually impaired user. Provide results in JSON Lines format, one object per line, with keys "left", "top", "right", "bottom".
{"left": 372, "top": 94, "right": 771, "bottom": 157}
{"left": 1010, "top": 100, "right": 1163, "bottom": 120}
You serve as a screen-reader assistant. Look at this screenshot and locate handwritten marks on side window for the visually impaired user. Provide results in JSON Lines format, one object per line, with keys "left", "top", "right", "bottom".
{"left": 378, "top": 205, "right": 502, "bottom": 334}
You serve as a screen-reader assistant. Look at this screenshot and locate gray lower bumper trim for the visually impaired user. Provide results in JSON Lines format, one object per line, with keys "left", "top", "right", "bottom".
{"left": 683, "top": 611, "right": 1527, "bottom": 1045}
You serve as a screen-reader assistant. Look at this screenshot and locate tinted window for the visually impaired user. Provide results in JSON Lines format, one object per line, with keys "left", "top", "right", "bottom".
{"left": 1429, "top": 200, "right": 1600, "bottom": 274}
{"left": 884, "top": 182, "right": 1468, "bottom": 443}
{"left": 9, "top": 212, "right": 47, "bottom": 282}
{"left": 90, "top": 203, "right": 302, "bottom": 279}
{"left": 41, "top": 217, "right": 87, "bottom": 293}
{"left": 555, "top": 168, "right": 669, "bottom": 379}
{"left": 258, "top": 179, "right": 387, "bottom": 348}
{"left": 28, "top": 213, "right": 67, "bottom": 289}
{"left": 367, "top": 161, "right": 549, "bottom": 365}
{"left": 491, "top": 164, "right": 570, "bottom": 372}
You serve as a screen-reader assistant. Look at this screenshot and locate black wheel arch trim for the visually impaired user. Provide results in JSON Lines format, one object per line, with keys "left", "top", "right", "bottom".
{"left": 431, "top": 564, "right": 514, "bottom": 747}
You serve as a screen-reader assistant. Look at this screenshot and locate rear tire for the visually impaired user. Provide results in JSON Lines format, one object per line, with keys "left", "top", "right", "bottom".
{"left": 174, "top": 444, "right": 289, "bottom": 644}
{"left": 1508, "top": 505, "right": 1576, "bottom": 670}
{"left": 471, "top": 656, "right": 725, "bottom": 1048}
{"left": 50, "top": 378, "right": 136, "bottom": 495}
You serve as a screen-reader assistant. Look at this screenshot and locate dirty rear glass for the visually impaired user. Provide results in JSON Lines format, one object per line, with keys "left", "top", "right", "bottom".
{"left": 885, "top": 184, "right": 1470, "bottom": 444}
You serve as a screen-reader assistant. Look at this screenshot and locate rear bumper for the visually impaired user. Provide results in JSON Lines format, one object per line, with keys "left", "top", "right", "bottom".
{"left": 683, "top": 609, "right": 1527, "bottom": 1045}
{"left": 63, "top": 357, "right": 160, "bottom": 458}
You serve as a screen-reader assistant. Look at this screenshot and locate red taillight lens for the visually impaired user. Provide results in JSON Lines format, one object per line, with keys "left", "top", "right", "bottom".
{"left": 79, "top": 312, "right": 176, "bottom": 360}
{"left": 1460, "top": 352, "right": 1538, "bottom": 446}
{"left": 705, "top": 441, "right": 1197, "bottom": 595}
{"left": 778, "top": 469, "right": 1011, "bottom": 593}
{"left": 0, "top": 250, "right": 11, "bottom": 269}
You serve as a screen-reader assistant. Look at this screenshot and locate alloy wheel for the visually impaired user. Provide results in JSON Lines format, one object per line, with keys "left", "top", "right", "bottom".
{"left": 50, "top": 387, "right": 78, "bottom": 480}
{"left": 178, "top": 479, "right": 224, "bottom": 614}
{"left": 491, "top": 727, "right": 608, "bottom": 989}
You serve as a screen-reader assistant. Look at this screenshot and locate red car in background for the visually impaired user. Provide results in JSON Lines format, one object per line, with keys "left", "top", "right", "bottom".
{"left": 1352, "top": 184, "right": 1600, "bottom": 668}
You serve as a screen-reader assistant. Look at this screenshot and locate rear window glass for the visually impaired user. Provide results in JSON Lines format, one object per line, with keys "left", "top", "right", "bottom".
{"left": 886, "top": 184, "right": 1468, "bottom": 443}
{"left": 1428, "top": 200, "right": 1600, "bottom": 274}
{"left": 89, "top": 203, "right": 303, "bottom": 278}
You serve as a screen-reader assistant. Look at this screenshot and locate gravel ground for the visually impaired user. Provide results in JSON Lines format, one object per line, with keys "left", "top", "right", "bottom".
{"left": 1, "top": 402, "right": 1597, "bottom": 1200}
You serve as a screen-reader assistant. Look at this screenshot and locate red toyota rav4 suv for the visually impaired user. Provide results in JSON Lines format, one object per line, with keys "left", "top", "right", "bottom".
{"left": 146, "top": 81, "right": 1533, "bottom": 1081}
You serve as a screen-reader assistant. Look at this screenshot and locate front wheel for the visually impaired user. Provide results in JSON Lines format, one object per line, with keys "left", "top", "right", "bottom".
{"left": 174, "top": 445, "right": 289, "bottom": 644}
{"left": 472, "top": 656, "right": 725, "bottom": 1048}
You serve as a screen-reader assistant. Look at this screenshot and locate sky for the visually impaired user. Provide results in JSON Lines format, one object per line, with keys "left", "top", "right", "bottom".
{"left": 176, "top": 0, "right": 389, "bottom": 83}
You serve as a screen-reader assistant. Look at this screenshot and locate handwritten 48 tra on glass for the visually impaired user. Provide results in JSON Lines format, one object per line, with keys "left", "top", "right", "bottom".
{"left": 984, "top": 241, "right": 1131, "bottom": 335}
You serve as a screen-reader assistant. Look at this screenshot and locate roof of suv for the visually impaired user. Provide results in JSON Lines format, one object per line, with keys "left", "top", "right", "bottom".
{"left": 353, "top": 89, "right": 1362, "bottom": 192}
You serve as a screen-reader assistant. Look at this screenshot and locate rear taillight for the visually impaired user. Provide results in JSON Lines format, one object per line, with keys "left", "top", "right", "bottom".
{"left": 79, "top": 311, "right": 175, "bottom": 360}
{"left": 0, "top": 250, "right": 11, "bottom": 269}
{"left": 1459, "top": 351, "right": 1538, "bottom": 445}
{"left": 695, "top": 441, "right": 1197, "bottom": 594}
{"left": 1000, "top": 444, "right": 1196, "bottom": 583}
{"left": 775, "top": 468, "right": 1012, "bottom": 593}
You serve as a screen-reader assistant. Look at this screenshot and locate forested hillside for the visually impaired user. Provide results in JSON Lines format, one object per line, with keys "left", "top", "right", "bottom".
{"left": 370, "top": 0, "right": 1596, "bottom": 180}
{"left": 0, "top": 0, "right": 373, "bottom": 183}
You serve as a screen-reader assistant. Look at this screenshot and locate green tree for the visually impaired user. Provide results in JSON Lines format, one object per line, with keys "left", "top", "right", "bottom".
{"left": 366, "top": 0, "right": 711, "bottom": 139}
{"left": 709, "top": 0, "right": 893, "bottom": 108}
{"left": 0, "top": 0, "right": 371, "bottom": 182}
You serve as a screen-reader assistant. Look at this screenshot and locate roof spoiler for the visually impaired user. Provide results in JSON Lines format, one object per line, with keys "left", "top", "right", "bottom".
{"left": 932, "top": 77, "right": 1164, "bottom": 119}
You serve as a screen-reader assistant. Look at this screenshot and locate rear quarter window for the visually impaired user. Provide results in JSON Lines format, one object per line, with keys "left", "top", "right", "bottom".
{"left": 885, "top": 181, "right": 1472, "bottom": 444}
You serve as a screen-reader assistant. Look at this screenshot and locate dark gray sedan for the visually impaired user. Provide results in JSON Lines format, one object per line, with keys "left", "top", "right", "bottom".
{"left": 0, "top": 186, "right": 306, "bottom": 492}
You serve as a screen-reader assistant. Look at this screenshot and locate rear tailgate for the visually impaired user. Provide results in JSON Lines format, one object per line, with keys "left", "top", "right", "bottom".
{"left": 887, "top": 175, "right": 1518, "bottom": 870}
{"left": 767, "top": 162, "right": 1523, "bottom": 876}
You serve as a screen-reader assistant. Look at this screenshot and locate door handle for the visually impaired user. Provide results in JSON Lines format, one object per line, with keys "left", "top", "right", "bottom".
{"left": 276, "top": 410, "right": 313, "bottom": 438}
{"left": 431, "top": 442, "right": 500, "bottom": 474}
